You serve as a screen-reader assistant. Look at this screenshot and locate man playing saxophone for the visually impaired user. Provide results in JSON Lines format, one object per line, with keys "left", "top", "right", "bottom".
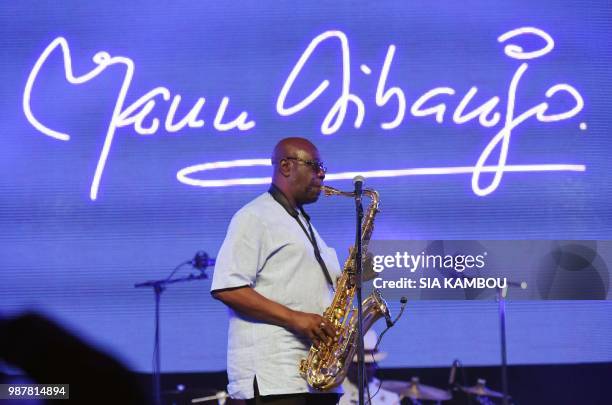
{"left": 211, "top": 137, "right": 342, "bottom": 404}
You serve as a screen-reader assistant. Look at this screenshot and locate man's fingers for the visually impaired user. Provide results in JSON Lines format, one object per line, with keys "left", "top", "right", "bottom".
{"left": 317, "top": 318, "right": 335, "bottom": 339}
{"left": 322, "top": 322, "right": 336, "bottom": 339}
{"left": 313, "top": 318, "right": 335, "bottom": 345}
{"left": 293, "top": 312, "right": 337, "bottom": 344}
{"left": 314, "top": 324, "right": 328, "bottom": 343}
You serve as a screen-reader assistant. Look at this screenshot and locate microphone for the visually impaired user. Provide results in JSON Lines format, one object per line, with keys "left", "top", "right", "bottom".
{"left": 353, "top": 175, "right": 365, "bottom": 197}
{"left": 191, "top": 251, "right": 216, "bottom": 271}
{"left": 373, "top": 297, "right": 409, "bottom": 354}
{"left": 394, "top": 296, "right": 408, "bottom": 326}
{"left": 385, "top": 296, "right": 408, "bottom": 327}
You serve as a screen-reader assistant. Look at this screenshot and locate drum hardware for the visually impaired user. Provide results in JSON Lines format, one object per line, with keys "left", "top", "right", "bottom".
{"left": 162, "top": 387, "right": 227, "bottom": 405}
{"left": 191, "top": 390, "right": 228, "bottom": 404}
{"left": 381, "top": 377, "right": 452, "bottom": 403}
{"left": 461, "top": 378, "right": 512, "bottom": 405}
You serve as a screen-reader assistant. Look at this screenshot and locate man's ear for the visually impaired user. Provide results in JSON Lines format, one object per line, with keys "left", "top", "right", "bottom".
{"left": 279, "top": 159, "right": 292, "bottom": 177}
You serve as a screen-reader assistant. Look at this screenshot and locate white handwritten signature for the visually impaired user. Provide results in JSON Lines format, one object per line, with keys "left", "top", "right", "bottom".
{"left": 23, "top": 27, "right": 585, "bottom": 200}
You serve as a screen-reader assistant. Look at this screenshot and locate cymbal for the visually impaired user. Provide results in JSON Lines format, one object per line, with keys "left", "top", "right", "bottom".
{"left": 460, "top": 379, "right": 503, "bottom": 398}
{"left": 381, "top": 377, "right": 452, "bottom": 401}
{"left": 379, "top": 380, "right": 410, "bottom": 394}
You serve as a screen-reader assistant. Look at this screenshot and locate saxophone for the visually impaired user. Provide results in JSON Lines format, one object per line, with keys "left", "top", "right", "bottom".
{"left": 299, "top": 185, "right": 391, "bottom": 391}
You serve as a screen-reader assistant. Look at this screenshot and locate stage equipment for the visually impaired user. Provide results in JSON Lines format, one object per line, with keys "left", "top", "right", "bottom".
{"left": 190, "top": 390, "right": 229, "bottom": 404}
{"left": 461, "top": 379, "right": 505, "bottom": 400}
{"left": 135, "top": 252, "right": 214, "bottom": 405}
{"left": 381, "top": 377, "right": 452, "bottom": 402}
{"left": 162, "top": 387, "right": 227, "bottom": 404}
{"left": 191, "top": 251, "right": 216, "bottom": 273}
{"left": 353, "top": 175, "right": 366, "bottom": 405}
{"left": 497, "top": 280, "right": 524, "bottom": 405}
{"left": 299, "top": 185, "right": 391, "bottom": 391}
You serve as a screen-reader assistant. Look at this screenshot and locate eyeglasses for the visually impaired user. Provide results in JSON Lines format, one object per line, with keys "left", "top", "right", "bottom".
{"left": 283, "top": 157, "right": 327, "bottom": 174}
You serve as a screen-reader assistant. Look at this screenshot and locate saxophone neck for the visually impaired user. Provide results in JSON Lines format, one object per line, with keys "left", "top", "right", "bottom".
{"left": 321, "top": 185, "right": 380, "bottom": 206}
{"left": 321, "top": 185, "right": 380, "bottom": 227}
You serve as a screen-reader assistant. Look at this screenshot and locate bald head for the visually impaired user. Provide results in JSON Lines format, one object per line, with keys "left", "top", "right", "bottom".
{"left": 271, "top": 137, "right": 318, "bottom": 165}
{"left": 271, "top": 137, "right": 325, "bottom": 207}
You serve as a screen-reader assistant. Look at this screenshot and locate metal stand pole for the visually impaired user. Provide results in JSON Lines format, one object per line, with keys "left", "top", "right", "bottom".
{"left": 355, "top": 191, "right": 365, "bottom": 405}
{"left": 135, "top": 272, "right": 209, "bottom": 405}
{"left": 498, "top": 288, "right": 509, "bottom": 405}
{"left": 153, "top": 284, "right": 163, "bottom": 405}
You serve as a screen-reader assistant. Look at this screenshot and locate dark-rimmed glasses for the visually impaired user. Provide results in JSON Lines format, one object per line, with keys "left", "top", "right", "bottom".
{"left": 283, "top": 157, "right": 327, "bottom": 174}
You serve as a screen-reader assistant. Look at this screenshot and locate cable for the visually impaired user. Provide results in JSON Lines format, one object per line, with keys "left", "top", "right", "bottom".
{"left": 365, "top": 297, "right": 408, "bottom": 403}
{"left": 164, "top": 260, "right": 192, "bottom": 282}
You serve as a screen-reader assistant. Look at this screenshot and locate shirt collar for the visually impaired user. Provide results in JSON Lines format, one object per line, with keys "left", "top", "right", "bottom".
{"left": 268, "top": 184, "right": 312, "bottom": 222}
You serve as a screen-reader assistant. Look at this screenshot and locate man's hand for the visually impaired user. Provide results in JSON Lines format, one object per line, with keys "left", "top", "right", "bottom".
{"left": 288, "top": 312, "right": 336, "bottom": 347}
{"left": 212, "top": 286, "right": 336, "bottom": 346}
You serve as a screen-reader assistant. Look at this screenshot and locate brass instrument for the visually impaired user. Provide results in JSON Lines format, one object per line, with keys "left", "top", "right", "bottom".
{"left": 299, "top": 185, "right": 391, "bottom": 391}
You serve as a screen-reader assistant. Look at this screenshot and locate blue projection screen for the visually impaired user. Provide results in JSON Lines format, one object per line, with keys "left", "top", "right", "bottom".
{"left": 1, "top": 1, "right": 611, "bottom": 372}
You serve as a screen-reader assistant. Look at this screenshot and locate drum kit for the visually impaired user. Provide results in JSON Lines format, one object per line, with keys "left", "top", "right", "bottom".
{"left": 380, "top": 376, "right": 507, "bottom": 404}
{"left": 159, "top": 377, "right": 505, "bottom": 405}
{"left": 161, "top": 376, "right": 507, "bottom": 405}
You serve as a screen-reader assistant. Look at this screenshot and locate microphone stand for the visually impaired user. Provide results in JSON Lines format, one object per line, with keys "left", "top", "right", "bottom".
{"left": 135, "top": 264, "right": 209, "bottom": 405}
{"left": 495, "top": 280, "right": 523, "bottom": 405}
{"left": 497, "top": 286, "right": 509, "bottom": 405}
{"left": 494, "top": 280, "right": 522, "bottom": 405}
{"left": 354, "top": 185, "right": 365, "bottom": 405}
{"left": 445, "top": 272, "right": 520, "bottom": 405}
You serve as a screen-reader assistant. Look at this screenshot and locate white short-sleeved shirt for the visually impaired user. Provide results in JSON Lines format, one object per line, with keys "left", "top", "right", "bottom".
{"left": 211, "top": 191, "right": 342, "bottom": 399}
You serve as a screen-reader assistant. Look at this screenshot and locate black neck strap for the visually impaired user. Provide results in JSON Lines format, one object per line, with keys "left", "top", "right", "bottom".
{"left": 268, "top": 184, "right": 334, "bottom": 287}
